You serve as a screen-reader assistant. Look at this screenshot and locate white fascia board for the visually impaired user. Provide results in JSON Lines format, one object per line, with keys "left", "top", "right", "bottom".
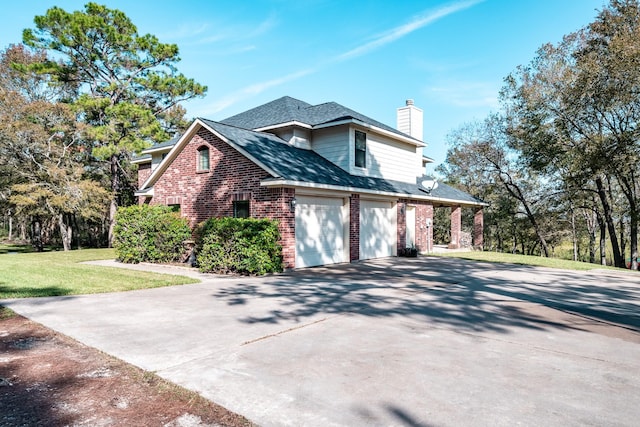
{"left": 422, "top": 156, "right": 435, "bottom": 164}
{"left": 198, "top": 121, "right": 280, "bottom": 178}
{"left": 260, "top": 179, "right": 487, "bottom": 207}
{"left": 134, "top": 187, "right": 154, "bottom": 197}
{"left": 131, "top": 156, "right": 151, "bottom": 165}
{"left": 254, "top": 121, "right": 313, "bottom": 132}
{"left": 141, "top": 146, "right": 174, "bottom": 155}
{"left": 313, "top": 119, "right": 426, "bottom": 148}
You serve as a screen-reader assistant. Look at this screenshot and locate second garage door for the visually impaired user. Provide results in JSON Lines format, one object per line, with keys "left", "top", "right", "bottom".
{"left": 359, "top": 200, "right": 396, "bottom": 260}
{"left": 295, "top": 196, "right": 347, "bottom": 268}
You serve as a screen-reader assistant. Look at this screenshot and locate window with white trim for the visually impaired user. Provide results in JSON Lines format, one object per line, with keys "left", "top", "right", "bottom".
{"left": 197, "top": 146, "right": 210, "bottom": 171}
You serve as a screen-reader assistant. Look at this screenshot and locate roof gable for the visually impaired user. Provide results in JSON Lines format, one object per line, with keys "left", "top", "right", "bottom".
{"left": 220, "top": 96, "right": 422, "bottom": 144}
{"left": 202, "top": 120, "right": 484, "bottom": 206}
{"left": 220, "top": 96, "right": 312, "bottom": 130}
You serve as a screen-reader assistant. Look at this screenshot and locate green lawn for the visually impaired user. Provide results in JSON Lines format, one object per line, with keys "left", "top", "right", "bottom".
{"left": 431, "top": 250, "right": 629, "bottom": 271}
{"left": 0, "top": 248, "right": 198, "bottom": 299}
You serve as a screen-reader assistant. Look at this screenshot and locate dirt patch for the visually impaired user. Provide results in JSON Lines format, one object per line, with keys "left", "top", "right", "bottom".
{"left": 0, "top": 309, "right": 255, "bottom": 427}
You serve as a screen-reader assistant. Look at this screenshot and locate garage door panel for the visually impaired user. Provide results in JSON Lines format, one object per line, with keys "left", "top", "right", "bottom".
{"left": 295, "top": 196, "right": 346, "bottom": 268}
{"left": 360, "top": 200, "right": 396, "bottom": 260}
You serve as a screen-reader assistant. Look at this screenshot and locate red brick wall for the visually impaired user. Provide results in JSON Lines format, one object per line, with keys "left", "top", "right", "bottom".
{"left": 137, "top": 162, "right": 152, "bottom": 189}
{"left": 449, "top": 205, "right": 462, "bottom": 249}
{"left": 137, "top": 162, "right": 152, "bottom": 205}
{"left": 397, "top": 202, "right": 406, "bottom": 250}
{"left": 398, "top": 199, "right": 433, "bottom": 253}
{"left": 349, "top": 194, "right": 360, "bottom": 261}
{"left": 473, "top": 207, "right": 484, "bottom": 250}
{"left": 149, "top": 127, "right": 295, "bottom": 269}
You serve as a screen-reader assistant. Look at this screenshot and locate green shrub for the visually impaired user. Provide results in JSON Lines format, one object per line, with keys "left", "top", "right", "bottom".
{"left": 196, "top": 217, "right": 282, "bottom": 275}
{"left": 113, "top": 205, "right": 191, "bottom": 264}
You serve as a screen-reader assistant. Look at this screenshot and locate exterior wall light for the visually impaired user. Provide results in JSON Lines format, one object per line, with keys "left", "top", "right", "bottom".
{"left": 290, "top": 198, "right": 297, "bottom": 212}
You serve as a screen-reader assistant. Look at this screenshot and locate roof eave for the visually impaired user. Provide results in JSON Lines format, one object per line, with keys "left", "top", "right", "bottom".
{"left": 313, "top": 119, "right": 426, "bottom": 147}
{"left": 137, "top": 120, "right": 204, "bottom": 191}
{"left": 134, "top": 187, "right": 154, "bottom": 197}
{"left": 260, "top": 179, "right": 486, "bottom": 207}
{"left": 141, "top": 146, "right": 175, "bottom": 155}
{"left": 198, "top": 120, "right": 281, "bottom": 179}
{"left": 254, "top": 121, "right": 313, "bottom": 132}
{"left": 131, "top": 157, "right": 151, "bottom": 165}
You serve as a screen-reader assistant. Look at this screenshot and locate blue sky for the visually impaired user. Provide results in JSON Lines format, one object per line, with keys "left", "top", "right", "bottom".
{"left": 1, "top": 0, "right": 605, "bottom": 170}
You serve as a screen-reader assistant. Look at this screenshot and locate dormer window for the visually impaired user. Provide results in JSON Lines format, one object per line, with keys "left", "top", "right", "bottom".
{"left": 355, "top": 130, "right": 367, "bottom": 168}
{"left": 197, "top": 146, "right": 210, "bottom": 171}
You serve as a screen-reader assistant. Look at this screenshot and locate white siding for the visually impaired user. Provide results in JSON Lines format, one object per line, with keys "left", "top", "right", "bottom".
{"left": 397, "top": 103, "right": 424, "bottom": 141}
{"left": 311, "top": 125, "right": 349, "bottom": 170}
{"left": 350, "top": 127, "right": 422, "bottom": 183}
{"left": 151, "top": 154, "right": 164, "bottom": 171}
{"left": 273, "top": 127, "right": 311, "bottom": 149}
{"left": 310, "top": 124, "right": 423, "bottom": 183}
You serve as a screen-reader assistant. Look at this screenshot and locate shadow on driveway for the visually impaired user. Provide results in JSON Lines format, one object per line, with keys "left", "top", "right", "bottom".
{"left": 214, "top": 257, "right": 640, "bottom": 337}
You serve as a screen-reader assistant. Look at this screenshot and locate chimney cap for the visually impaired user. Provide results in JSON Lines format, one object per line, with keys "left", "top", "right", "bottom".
{"left": 406, "top": 99, "right": 414, "bottom": 106}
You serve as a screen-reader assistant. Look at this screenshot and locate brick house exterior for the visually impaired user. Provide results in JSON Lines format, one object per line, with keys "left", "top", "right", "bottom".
{"left": 134, "top": 97, "right": 485, "bottom": 269}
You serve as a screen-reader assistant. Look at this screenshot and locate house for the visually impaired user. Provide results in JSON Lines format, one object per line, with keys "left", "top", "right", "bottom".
{"left": 133, "top": 97, "right": 485, "bottom": 269}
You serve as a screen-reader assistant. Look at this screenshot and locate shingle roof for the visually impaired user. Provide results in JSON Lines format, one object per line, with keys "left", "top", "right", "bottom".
{"left": 220, "top": 96, "right": 419, "bottom": 142}
{"left": 141, "top": 135, "right": 181, "bottom": 154}
{"left": 201, "top": 119, "right": 483, "bottom": 205}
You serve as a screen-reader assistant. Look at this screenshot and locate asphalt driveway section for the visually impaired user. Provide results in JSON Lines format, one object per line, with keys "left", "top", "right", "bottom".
{"left": 2, "top": 257, "right": 640, "bottom": 426}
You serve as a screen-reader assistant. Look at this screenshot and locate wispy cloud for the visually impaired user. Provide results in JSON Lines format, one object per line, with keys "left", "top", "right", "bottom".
{"left": 174, "top": 14, "right": 279, "bottom": 46}
{"left": 427, "top": 80, "right": 499, "bottom": 109}
{"left": 160, "top": 23, "right": 210, "bottom": 41}
{"left": 202, "top": 69, "right": 315, "bottom": 115}
{"left": 333, "top": 0, "right": 483, "bottom": 63}
{"left": 246, "top": 14, "right": 278, "bottom": 39}
{"left": 204, "top": 0, "right": 483, "bottom": 115}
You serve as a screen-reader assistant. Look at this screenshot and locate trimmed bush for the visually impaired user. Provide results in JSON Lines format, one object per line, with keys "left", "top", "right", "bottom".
{"left": 196, "top": 217, "right": 282, "bottom": 275}
{"left": 113, "top": 205, "right": 191, "bottom": 264}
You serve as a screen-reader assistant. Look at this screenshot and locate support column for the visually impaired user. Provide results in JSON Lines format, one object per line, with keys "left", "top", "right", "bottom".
{"left": 473, "top": 207, "right": 484, "bottom": 250}
{"left": 397, "top": 201, "right": 406, "bottom": 250}
{"left": 280, "top": 188, "right": 296, "bottom": 270}
{"left": 449, "top": 205, "right": 461, "bottom": 249}
{"left": 349, "top": 194, "right": 360, "bottom": 261}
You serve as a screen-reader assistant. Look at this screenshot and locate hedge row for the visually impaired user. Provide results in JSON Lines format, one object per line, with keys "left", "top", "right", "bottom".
{"left": 113, "top": 205, "right": 191, "bottom": 264}
{"left": 195, "top": 217, "right": 283, "bottom": 275}
{"left": 113, "top": 205, "right": 283, "bottom": 275}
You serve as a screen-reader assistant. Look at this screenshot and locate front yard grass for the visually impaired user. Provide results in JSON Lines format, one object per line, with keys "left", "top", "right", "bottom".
{"left": 432, "top": 250, "right": 627, "bottom": 271}
{"left": 0, "top": 248, "right": 197, "bottom": 299}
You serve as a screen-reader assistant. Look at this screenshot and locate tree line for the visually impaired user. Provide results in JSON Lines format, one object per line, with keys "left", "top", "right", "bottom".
{"left": 438, "top": 0, "right": 640, "bottom": 269}
{"left": 0, "top": 3, "right": 206, "bottom": 250}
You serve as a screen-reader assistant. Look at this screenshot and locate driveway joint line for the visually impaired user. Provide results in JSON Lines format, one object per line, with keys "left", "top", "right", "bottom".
{"left": 241, "top": 316, "right": 334, "bottom": 346}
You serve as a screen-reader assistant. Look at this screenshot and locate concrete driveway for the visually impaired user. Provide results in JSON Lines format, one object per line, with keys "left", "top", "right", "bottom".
{"left": 2, "top": 257, "right": 640, "bottom": 426}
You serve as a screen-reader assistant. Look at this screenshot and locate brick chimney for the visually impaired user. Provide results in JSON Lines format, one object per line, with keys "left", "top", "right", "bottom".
{"left": 396, "top": 99, "right": 423, "bottom": 141}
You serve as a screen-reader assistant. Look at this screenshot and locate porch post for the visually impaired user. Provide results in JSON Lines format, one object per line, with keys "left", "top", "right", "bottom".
{"left": 449, "top": 205, "right": 461, "bottom": 249}
{"left": 473, "top": 207, "right": 484, "bottom": 250}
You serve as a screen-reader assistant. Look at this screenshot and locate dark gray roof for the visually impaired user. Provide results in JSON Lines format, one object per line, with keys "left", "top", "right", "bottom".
{"left": 220, "top": 96, "right": 419, "bottom": 142}
{"left": 131, "top": 153, "right": 151, "bottom": 163}
{"left": 141, "top": 135, "right": 181, "bottom": 154}
{"left": 201, "top": 119, "right": 483, "bottom": 205}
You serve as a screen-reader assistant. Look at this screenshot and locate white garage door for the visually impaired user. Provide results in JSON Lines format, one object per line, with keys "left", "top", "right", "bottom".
{"left": 360, "top": 200, "right": 396, "bottom": 260}
{"left": 295, "top": 196, "right": 346, "bottom": 268}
